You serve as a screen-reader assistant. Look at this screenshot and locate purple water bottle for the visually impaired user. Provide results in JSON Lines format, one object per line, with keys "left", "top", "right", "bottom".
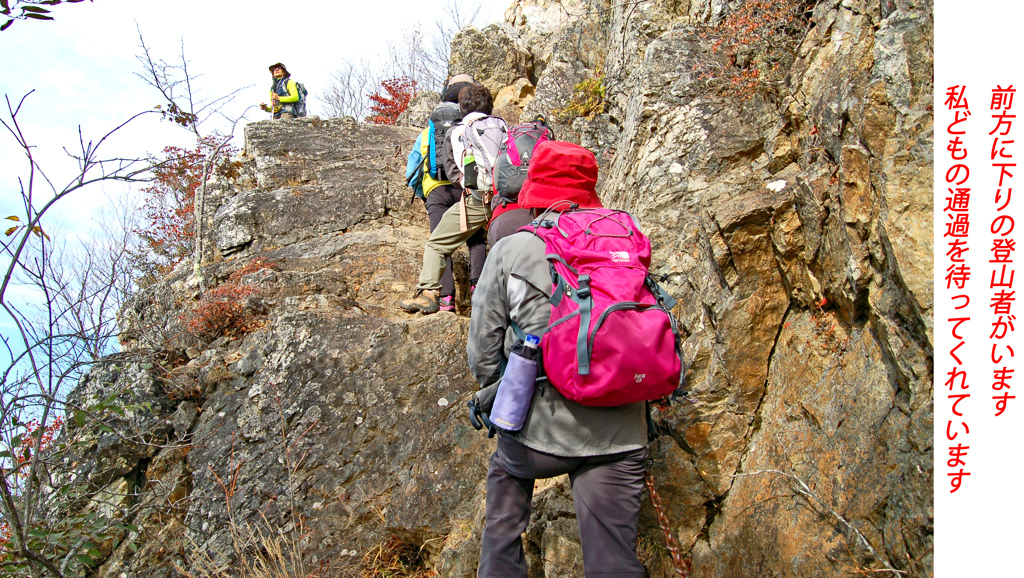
{"left": 490, "top": 334, "right": 541, "bottom": 432}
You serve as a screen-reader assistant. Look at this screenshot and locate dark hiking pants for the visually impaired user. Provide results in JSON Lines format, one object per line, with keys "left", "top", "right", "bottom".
{"left": 478, "top": 435, "right": 648, "bottom": 577}
{"left": 424, "top": 184, "right": 486, "bottom": 298}
{"left": 487, "top": 207, "right": 534, "bottom": 249}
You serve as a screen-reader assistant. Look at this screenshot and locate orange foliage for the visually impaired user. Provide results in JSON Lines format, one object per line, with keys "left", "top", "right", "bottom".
{"left": 697, "top": 0, "right": 814, "bottom": 97}
{"left": 14, "top": 417, "right": 64, "bottom": 469}
{"left": 179, "top": 258, "right": 276, "bottom": 339}
{"left": 0, "top": 416, "right": 65, "bottom": 552}
{"left": 366, "top": 77, "right": 417, "bottom": 125}
{"left": 136, "top": 136, "right": 240, "bottom": 279}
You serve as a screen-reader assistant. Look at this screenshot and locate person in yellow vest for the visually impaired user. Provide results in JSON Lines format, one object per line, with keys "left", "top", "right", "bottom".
{"left": 400, "top": 83, "right": 498, "bottom": 314}
{"left": 260, "top": 63, "right": 301, "bottom": 120}
{"left": 402, "top": 74, "right": 485, "bottom": 312}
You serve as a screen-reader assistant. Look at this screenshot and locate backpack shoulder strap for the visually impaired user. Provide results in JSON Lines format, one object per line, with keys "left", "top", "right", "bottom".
{"left": 427, "top": 120, "right": 438, "bottom": 175}
{"left": 646, "top": 275, "right": 677, "bottom": 310}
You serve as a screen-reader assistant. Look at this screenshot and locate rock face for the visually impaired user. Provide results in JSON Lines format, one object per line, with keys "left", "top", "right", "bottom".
{"left": 448, "top": 24, "right": 534, "bottom": 96}
{"left": 68, "top": 0, "right": 932, "bottom": 576}
{"left": 504, "top": 0, "right": 933, "bottom": 575}
{"left": 397, "top": 91, "right": 440, "bottom": 128}
{"left": 88, "top": 119, "right": 491, "bottom": 577}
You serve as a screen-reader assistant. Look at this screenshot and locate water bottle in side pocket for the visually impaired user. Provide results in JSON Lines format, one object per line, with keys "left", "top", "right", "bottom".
{"left": 490, "top": 334, "right": 541, "bottom": 432}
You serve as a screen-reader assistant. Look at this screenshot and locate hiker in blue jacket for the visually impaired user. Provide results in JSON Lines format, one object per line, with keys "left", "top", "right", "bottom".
{"left": 400, "top": 82, "right": 495, "bottom": 314}
{"left": 404, "top": 74, "right": 486, "bottom": 313}
{"left": 467, "top": 142, "right": 648, "bottom": 578}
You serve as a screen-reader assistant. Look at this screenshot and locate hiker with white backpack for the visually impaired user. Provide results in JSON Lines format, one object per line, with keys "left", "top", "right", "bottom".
{"left": 399, "top": 83, "right": 508, "bottom": 314}
{"left": 466, "top": 141, "right": 684, "bottom": 577}
{"left": 485, "top": 116, "right": 555, "bottom": 247}
{"left": 404, "top": 74, "right": 486, "bottom": 312}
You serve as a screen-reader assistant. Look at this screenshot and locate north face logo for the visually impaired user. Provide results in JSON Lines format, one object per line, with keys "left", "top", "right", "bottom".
{"left": 634, "top": 373, "right": 646, "bottom": 383}
{"left": 610, "top": 251, "right": 630, "bottom": 263}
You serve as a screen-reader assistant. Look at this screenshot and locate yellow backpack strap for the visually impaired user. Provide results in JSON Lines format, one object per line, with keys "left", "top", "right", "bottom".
{"left": 420, "top": 127, "right": 430, "bottom": 155}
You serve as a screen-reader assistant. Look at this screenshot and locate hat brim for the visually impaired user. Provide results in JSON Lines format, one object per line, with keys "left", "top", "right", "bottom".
{"left": 518, "top": 178, "right": 603, "bottom": 210}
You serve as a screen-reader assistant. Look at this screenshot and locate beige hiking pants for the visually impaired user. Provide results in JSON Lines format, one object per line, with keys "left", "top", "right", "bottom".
{"left": 416, "top": 194, "right": 491, "bottom": 292}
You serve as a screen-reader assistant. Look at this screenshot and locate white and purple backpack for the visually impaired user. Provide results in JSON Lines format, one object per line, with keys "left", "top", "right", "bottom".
{"left": 462, "top": 115, "right": 508, "bottom": 192}
{"left": 521, "top": 208, "right": 683, "bottom": 406}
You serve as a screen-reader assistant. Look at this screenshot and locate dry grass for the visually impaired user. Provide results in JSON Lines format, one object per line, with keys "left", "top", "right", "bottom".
{"left": 637, "top": 531, "right": 680, "bottom": 578}
{"left": 175, "top": 524, "right": 323, "bottom": 578}
{"left": 348, "top": 536, "right": 435, "bottom": 578}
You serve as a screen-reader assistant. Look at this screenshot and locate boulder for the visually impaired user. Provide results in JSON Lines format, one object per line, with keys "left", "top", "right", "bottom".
{"left": 448, "top": 24, "right": 533, "bottom": 96}
{"left": 397, "top": 90, "right": 441, "bottom": 128}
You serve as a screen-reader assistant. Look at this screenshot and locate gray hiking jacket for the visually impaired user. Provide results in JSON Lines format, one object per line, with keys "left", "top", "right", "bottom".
{"left": 467, "top": 231, "right": 648, "bottom": 457}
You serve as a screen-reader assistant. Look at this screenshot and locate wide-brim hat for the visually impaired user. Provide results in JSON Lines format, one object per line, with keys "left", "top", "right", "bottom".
{"left": 518, "top": 141, "right": 602, "bottom": 210}
{"left": 268, "top": 62, "right": 290, "bottom": 76}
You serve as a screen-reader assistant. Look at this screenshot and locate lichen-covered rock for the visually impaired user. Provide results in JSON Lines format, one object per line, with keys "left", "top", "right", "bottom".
{"left": 521, "top": 59, "right": 594, "bottom": 143}
{"left": 493, "top": 77, "right": 536, "bottom": 123}
{"left": 177, "top": 310, "right": 489, "bottom": 573}
{"left": 504, "top": 0, "right": 610, "bottom": 79}
{"left": 696, "top": 310, "right": 931, "bottom": 577}
{"left": 504, "top": 0, "right": 933, "bottom": 575}
{"left": 60, "top": 363, "right": 177, "bottom": 489}
{"left": 78, "top": 118, "right": 492, "bottom": 576}
{"left": 448, "top": 24, "right": 533, "bottom": 96}
{"left": 397, "top": 90, "right": 441, "bottom": 127}
{"left": 209, "top": 118, "right": 423, "bottom": 260}
{"left": 96, "top": 447, "right": 191, "bottom": 578}
{"left": 639, "top": 437, "right": 714, "bottom": 554}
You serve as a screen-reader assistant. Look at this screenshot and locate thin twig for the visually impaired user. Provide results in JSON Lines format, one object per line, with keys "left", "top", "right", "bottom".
{"left": 733, "top": 469, "right": 906, "bottom": 575}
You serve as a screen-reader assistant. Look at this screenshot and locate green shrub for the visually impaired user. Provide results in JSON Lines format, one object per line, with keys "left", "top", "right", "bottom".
{"left": 554, "top": 67, "right": 606, "bottom": 122}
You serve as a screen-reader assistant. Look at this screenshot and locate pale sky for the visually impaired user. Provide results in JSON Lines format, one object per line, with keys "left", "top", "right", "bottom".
{"left": 1, "top": 0, "right": 508, "bottom": 226}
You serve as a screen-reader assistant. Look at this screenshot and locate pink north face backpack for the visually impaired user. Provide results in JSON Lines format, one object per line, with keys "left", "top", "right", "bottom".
{"left": 522, "top": 208, "right": 683, "bottom": 407}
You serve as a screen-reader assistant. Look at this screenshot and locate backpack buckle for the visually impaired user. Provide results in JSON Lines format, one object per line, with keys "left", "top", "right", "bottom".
{"left": 575, "top": 275, "right": 592, "bottom": 300}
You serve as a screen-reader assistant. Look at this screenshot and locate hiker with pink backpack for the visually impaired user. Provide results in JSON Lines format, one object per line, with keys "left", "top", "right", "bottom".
{"left": 466, "top": 140, "right": 684, "bottom": 577}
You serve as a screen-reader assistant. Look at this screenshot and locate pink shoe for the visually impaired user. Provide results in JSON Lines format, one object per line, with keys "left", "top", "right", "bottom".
{"left": 438, "top": 295, "right": 456, "bottom": 312}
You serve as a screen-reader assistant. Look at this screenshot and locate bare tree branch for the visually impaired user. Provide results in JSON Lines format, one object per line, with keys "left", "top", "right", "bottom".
{"left": 193, "top": 108, "right": 253, "bottom": 286}
{"left": 0, "top": 90, "right": 158, "bottom": 576}
{"left": 134, "top": 24, "right": 250, "bottom": 137}
{"left": 318, "top": 0, "right": 486, "bottom": 119}
{"left": 317, "top": 57, "right": 379, "bottom": 119}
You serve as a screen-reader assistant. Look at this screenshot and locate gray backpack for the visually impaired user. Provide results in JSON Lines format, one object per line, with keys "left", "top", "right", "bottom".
{"left": 492, "top": 118, "right": 554, "bottom": 205}
{"left": 293, "top": 82, "right": 309, "bottom": 117}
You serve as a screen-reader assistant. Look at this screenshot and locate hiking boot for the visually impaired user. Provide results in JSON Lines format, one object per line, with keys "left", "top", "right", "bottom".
{"left": 398, "top": 289, "right": 440, "bottom": 314}
{"left": 438, "top": 295, "right": 455, "bottom": 312}
{"left": 469, "top": 284, "right": 477, "bottom": 300}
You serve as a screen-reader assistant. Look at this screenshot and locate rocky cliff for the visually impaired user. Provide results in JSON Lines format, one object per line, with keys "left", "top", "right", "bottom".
{"left": 68, "top": 1, "right": 933, "bottom": 576}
